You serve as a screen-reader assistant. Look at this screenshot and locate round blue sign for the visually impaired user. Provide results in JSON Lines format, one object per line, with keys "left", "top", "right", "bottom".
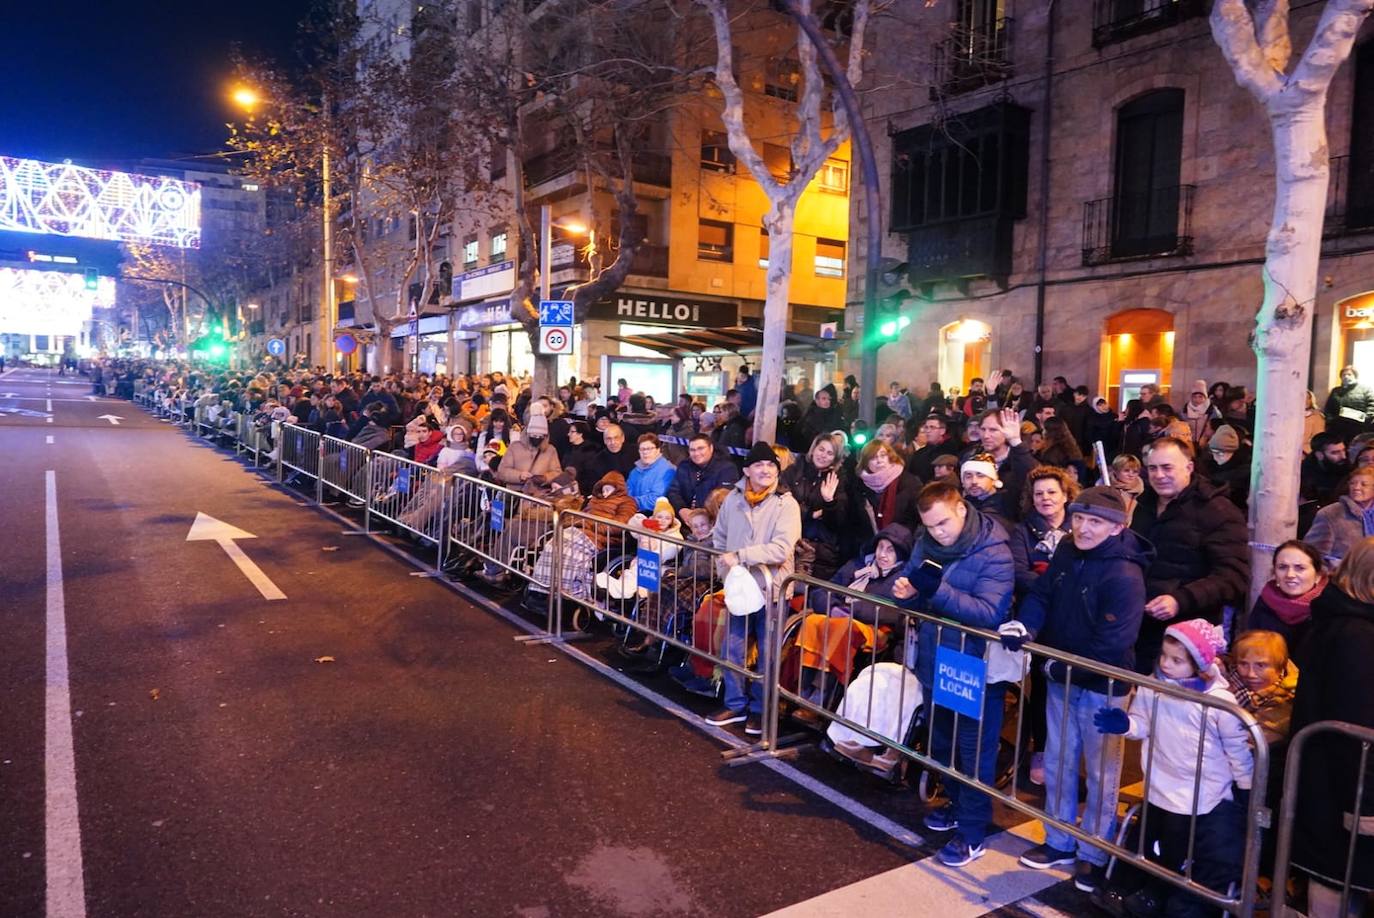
{"left": 266, "top": 337, "right": 286, "bottom": 356}
{"left": 335, "top": 334, "right": 357, "bottom": 355}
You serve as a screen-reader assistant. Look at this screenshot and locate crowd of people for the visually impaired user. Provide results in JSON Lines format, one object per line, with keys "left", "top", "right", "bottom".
{"left": 103, "top": 355, "right": 1374, "bottom": 916}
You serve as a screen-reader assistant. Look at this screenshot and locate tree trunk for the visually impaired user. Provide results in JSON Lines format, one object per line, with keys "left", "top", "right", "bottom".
{"left": 1247, "top": 103, "right": 1330, "bottom": 600}
{"left": 755, "top": 204, "right": 796, "bottom": 444}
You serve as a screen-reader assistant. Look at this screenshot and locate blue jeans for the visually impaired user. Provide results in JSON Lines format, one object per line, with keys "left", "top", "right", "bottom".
{"left": 928, "top": 682, "right": 1007, "bottom": 846}
{"left": 1043, "top": 683, "right": 1126, "bottom": 865}
{"left": 722, "top": 606, "right": 768, "bottom": 714}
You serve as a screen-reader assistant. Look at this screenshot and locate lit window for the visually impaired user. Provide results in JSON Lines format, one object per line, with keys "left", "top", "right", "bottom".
{"left": 463, "top": 238, "right": 479, "bottom": 266}
{"left": 490, "top": 231, "right": 507, "bottom": 260}
{"left": 762, "top": 143, "right": 792, "bottom": 182}
{"left": 701, "top": 131, "right": 736, "bottom": 173}
{"left": 815, "top": 238, "right": 845, "bottom": 277}
{"left": 817, "top": 160, "right": 848, "bottom": 194}
{"left": 698, "top": 220, "right": 733, "bottom": 262}
{"left": 242, "top": 183, "right": 260, "bottom": 192}
{"left": 758, "top": 228, "right": 770, "bottom": 269}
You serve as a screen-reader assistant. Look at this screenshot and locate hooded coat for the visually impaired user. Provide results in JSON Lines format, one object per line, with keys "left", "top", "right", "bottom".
{"left": 811, "top": 523, "right": 915, "bottom": 636}
{"left": 1015, "top": 528, "right": 1154, "bottom": 694}
{"left": 578, "top": 472, "right": 640, "bottom": 550}
{"left": 896, "top": 505, "right": 1014, "bottom": 688}
{"left": 1291, "top": 583, "right": 1374, "bottom": 890}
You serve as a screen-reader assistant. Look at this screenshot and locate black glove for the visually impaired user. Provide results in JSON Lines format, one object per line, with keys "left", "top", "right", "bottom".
{"left": 1232, "top": 784, "right": 1251, "bottom": 808}
{"left": 911, "top": 562, "right": 943, "bottom": 600}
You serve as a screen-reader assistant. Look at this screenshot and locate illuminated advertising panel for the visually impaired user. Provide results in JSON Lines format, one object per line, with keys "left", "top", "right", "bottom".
{"left": 0, "top": 267, "right": 115, "bottom": 336}
{"left": 0, "top": 156, "right": 200, "bottom": 248}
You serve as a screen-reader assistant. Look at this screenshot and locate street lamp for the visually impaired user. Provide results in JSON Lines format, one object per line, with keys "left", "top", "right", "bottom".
{"left": 538, "top": 204, "right": 589, "bottom": 303}
{"left": 230, "top": 82, "right": 334, "bottom": 373}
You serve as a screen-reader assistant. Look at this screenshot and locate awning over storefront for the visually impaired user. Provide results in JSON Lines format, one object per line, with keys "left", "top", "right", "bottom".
{"left": 606, "top": 326, "right": 848, "bottom": 358}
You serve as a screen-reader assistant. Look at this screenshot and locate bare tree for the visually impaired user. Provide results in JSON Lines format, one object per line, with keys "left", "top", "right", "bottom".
{"left": 1211, "top": 0, "right": 1373, "bottom": 597}
{"left": 696, "top": 0, "right": 872, "bottom": 442}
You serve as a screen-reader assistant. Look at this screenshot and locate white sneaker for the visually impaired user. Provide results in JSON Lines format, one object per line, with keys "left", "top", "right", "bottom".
{"left": 1029, "top": 752, "right": 1045, "bottom": 786}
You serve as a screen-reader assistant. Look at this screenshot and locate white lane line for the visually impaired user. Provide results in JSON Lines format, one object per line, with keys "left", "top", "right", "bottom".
{"left": 45, "top": 471, "right": 88, "bottom": 918}
{"left": 46, "top": 399, "right": 52, "bottom": 411}
{"left": 47, "top": 435, "right": 54, "bottom": 444}
{"left": 46, "top": 417, "right": 53, "bottom": 424}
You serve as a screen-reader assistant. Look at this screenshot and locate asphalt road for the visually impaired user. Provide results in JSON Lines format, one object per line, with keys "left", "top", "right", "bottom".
{"left": 0, "top": 367, "right": 955, "bottom": 918}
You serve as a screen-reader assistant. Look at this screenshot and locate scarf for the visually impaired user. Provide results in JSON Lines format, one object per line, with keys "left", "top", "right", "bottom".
{"left": 919, "top": 502, "right": 983, "bottom": 564}
{"left": 1258, "top": 576, "right": 1327, "bottom": 626}
{"left": 845, "top": 557, "right": 899, "bottom": 594}
{"left": 634, "top": 456, "right": 660, "bottom": 471}
{"left": 744, "top": 481, "right": 777, "bottom": 506}
{"left": 1153, "top": 664, "right": 1216, "bottom": 694}
{"left": 859, "top": 462, "right": 904, "bottom": 494}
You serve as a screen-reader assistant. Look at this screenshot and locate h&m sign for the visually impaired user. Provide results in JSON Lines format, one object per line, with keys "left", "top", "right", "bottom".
{"left": 590, "top": 294, "right": 738, "bottom": 328}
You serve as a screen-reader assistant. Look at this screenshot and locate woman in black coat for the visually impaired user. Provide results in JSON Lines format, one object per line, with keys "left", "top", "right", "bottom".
{"left": 1290, "top": 537, "right": 1374, "bottom": 914}
{"left": 782, "top": 432, "right": 854, "bottom": 581}
{"left": 850, "top": 440, "right": 922, "bottom": 550}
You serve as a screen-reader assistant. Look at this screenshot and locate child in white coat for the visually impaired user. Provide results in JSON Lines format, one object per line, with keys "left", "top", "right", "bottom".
{"left": 1095, "top": 619, "right": 1254, "bottom": 918}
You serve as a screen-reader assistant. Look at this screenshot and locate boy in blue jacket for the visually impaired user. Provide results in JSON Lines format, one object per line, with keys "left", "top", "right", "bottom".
{"left": 999, "top": 486, "right": 1151, "bottom": 894}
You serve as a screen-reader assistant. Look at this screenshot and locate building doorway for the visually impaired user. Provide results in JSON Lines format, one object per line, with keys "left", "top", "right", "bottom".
{"left": 1100, "top": 308, "right": 1174, "bottom": 410}
{"left": 938, "top": 319, "right": 992, "bottom": 396}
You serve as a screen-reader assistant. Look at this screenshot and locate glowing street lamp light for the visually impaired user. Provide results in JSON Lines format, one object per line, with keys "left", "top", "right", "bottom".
{"left": 231, "top": 86, "right": 261, "bottom": 110}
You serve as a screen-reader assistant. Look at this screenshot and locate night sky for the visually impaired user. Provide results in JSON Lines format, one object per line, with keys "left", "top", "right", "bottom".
{"left": 0, "top": 0, "right": 313, "bottom": 169}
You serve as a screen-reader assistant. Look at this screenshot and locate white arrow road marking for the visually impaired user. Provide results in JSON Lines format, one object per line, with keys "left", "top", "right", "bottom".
{"left": 96, "top": 415, "right": 122, "bottom": 426}
{"left": 45, "top": 471, "right": 88, "bottom": 918}
{"left": 186, "top": 513, "right": 286, "bottom": 601}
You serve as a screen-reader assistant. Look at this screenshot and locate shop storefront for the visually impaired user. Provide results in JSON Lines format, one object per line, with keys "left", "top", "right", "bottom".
{"left": 1338, "top": 291, "right": 1374, "bottom": 379}
{"left": 389, "top": 315, "right": 451, "bottom": 376}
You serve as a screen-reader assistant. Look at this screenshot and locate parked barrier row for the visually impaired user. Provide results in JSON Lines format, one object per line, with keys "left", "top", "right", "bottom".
{"left": 137, "top": 402, "right": 1356, "bottom": 917}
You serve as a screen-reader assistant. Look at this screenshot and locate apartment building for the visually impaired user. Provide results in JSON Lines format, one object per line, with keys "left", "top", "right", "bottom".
{"left": 847, "top": 0, "right": 1374, "bottom": 408}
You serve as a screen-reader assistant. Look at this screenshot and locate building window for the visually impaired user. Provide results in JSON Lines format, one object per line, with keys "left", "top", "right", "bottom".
{"left": 817, "top": 159, "right": 849, "bottom": 194}
{"left": 1111, "top": 89, "right": 1187, "bottom": 258}
{"left": 463, "top": 237, "right": 479, "bottom": 267}
{"left": 758, "top": 228, "right": 770, "bottom": 269}
{"left": 1092, "top": 0, "right": 1203, "bottom": 47}
{"left": 697, "top": 220, "right": 733, "bottom": 262}
{"left": 701, "top": 130, "right": 736, "bottom": 173}
{"left": 815, "top": 238, "right": 846, "bottom": 277}
{"left": 762, "top": 142, "right": 793, "bottom": 182}
{"left": 490, "top": 142, "right": 507, "bottom": 181}
{"left": 489, "top": 230, "right": 508, "bottom": 260}
{"left": 1345, "top": 41, "right": 1374, "bottom": 231}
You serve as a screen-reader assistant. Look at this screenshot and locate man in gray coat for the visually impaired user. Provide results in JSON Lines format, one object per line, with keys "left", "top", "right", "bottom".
{"left": 705, "top": 442, "right": 802, "bottom": 737}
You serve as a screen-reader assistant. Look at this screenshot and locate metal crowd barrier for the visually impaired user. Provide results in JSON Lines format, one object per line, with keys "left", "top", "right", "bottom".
{"left": 770, "top": 572, "right": 1269, "bottom": 917}
{"left": 444, "top": 473, "right": 556, "bottom": 592}
{"left": 277, "top": 423, "right": 322, "bottom": 488}
{"left": 365, "top": 451, "right": 449, "bottom": 567}
{"left": 1270, "top": 720, "right": 1374, "bottom": 918}
{"left": 319, "top": 435, "right": 372, "bottom": 504}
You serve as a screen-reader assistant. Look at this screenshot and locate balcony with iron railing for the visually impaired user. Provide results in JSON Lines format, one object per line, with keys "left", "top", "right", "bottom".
{"left": 524, "top": 147, "right": 672, "bottom": 190}
{"left": 1082, "top": 184, "right": 1196, "bottom": 265}
{"left": 1092, "top": 0, "right": 1204, "bottom": 47}
{"left": 930, "top": 18, "right": 1013, "bottom": 98}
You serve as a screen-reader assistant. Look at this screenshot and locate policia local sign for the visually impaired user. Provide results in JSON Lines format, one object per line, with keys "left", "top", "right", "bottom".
{"left": 590, "top": 294, "right": 738, "bottom": 328}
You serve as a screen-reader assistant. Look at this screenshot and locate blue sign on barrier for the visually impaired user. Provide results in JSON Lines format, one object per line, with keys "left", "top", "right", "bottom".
{"left": 490, "top": 496, "right": 504, "bottom": 532}
{"left": 340, "top": 451, "right": 347, "bottom": 471}
{"left": 934, "top": 646, "right": 986, "bottom": 719}
{"left": 395, "top": 466, "right": 411, "bottom": 494}
{"left": 636, "top": 549, "right": 660, "bottom": 592}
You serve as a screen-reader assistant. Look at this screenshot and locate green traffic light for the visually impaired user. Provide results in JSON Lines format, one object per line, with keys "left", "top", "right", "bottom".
{"left": 879, "top": 320, "right": 896, "bottom": 337}
{"left": 209, "top": 343, "right": 227, "bottom": 357}
{"left": 852, "top": 432, "right": 869, "bottom": 446}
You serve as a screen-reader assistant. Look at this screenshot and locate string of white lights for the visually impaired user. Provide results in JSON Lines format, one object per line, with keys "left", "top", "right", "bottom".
{"left": 0, "top": 267, "right": 114, "bottom": 336}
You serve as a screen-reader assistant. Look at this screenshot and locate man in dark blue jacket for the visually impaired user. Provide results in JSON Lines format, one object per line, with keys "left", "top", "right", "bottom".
{"left": 892, "top": 480, "right": 1014, "bottom": 869}
{"left": 666, "top": 433, "right": 738, "bottom": 524}
{"left": 1001, "top": 486, "right": 1150, "bottom": 894}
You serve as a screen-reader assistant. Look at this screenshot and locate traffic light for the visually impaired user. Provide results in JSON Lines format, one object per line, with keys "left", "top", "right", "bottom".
{"left": 873, "top": 291, "right": 910, "bottom": 343}
{"left": 83, "top": 268, "right": 99, "bottom": 291}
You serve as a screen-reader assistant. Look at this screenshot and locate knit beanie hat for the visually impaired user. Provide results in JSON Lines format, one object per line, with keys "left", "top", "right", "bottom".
{"left": 1067, "top": 485, "right": 1129, "bottom": 525}
{"left": 526, "top": 412, "right": 550, "bottom": 438}
{"left": 744, "top": 440, "right": 780, "bottom": 469}
{"left": 652, "top": 497, "right": 674, "bottom": 518}
{"left": 1192, "top": 379, "right": 1208, "bottom": 396}
{"left": 1210, "top": 424, "right": 1241, "bottom": 452}
{"left": 1165, "top": 619, "right": 1227, "bottom": 671}
{"left": 961, "top": 454, "right": 1002, "bottom": 488}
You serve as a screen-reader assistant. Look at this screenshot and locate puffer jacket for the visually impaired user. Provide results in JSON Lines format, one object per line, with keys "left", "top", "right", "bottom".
{"left": 712, "top": 478, "right": 802, "bottom": 602}
{"left": 1015, "top": 528, "right": 1154, "bottom": 694}
{"left": 665, "top": 453, "right": 739, "bottom": 513}
{"left": 897, "top": 506, "right": 1014, "bottom": 688}
{"left": 577, "top": 472, "right": 639, "bottom": 550}
{"left": 626, "top": 456, "right": 676, "bottom": 512}
{"left": 1129, "top": 476, "right": 1249, "bottom": 649}
{"left": 1124, "top": 668, "right": 1253, "bottom": 816}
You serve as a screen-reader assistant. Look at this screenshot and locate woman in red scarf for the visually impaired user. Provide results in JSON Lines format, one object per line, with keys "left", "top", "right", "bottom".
{"left": 1246, "top": 539, "right": 1327, "bottom": 650}
{"left": 854, "top": 441, "right": 921, "bottom": 542}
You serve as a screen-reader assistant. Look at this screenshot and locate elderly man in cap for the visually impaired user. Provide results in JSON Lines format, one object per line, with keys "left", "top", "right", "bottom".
{"left": 705, "top": 442, "right": 802, "bottom": 737}
{"left": 999, "top": 486, "right": 1152, "bottom": 894}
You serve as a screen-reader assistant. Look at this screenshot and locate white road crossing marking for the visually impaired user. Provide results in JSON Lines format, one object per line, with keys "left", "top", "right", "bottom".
{"left": 47, "top": 435, "right": 54, "bottom": 444}
{"left": 45, "top": 471, "right": 88, "bottom": 918}
{"left": 185, "top": 513, "right": 286, "bottom": 601}
{"left": 46, "top": 417, "right": 53, "bottom": 424}
{"left": 46, "top": 399, "right": 52, "bottom": 411}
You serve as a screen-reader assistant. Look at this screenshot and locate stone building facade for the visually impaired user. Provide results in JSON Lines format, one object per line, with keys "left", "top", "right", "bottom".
{"left": 843, "top": 0, "right": 1374, "bottom": 411}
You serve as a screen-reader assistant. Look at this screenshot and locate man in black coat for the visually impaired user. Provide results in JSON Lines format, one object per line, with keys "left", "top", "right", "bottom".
{"left": 1325, "top": 365, "right": 1374, "bottom": 443}
{"left": 1128, "top": 437, "right": 1249, "bottom": 673}
{"left": 666, "top": 433, "right": 739, "bottom": 524}
{"left": 907, "top": 414, "right": 954, "bottom": 483}
{"left": 1301, "top": 432, "right": 1350, "bottom": 508}
{"left": 972, "top": 408, "right": 1039, "bottom": 522}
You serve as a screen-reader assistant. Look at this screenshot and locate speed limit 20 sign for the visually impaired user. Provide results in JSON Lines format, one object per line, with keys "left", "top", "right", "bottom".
{"left": 539, "top": 325, "right": 573, "bottom": 355}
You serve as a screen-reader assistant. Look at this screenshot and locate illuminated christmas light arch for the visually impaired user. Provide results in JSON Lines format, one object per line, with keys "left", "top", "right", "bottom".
{"left": 0, "top": 156, "right": 201, "bottom": 249}
{"left": 0, "top": 267, "right": 115, "bottom": 336}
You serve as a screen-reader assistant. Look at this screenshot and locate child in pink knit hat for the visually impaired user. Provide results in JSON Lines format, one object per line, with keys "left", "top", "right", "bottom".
{"left": 1092, "top": 619, "right": 1255, "bottom": 915}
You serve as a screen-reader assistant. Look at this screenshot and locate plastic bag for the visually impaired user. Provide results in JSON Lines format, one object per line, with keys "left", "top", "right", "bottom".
{"left": 723, "top": 564, "right": 765, "bottom": 617}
